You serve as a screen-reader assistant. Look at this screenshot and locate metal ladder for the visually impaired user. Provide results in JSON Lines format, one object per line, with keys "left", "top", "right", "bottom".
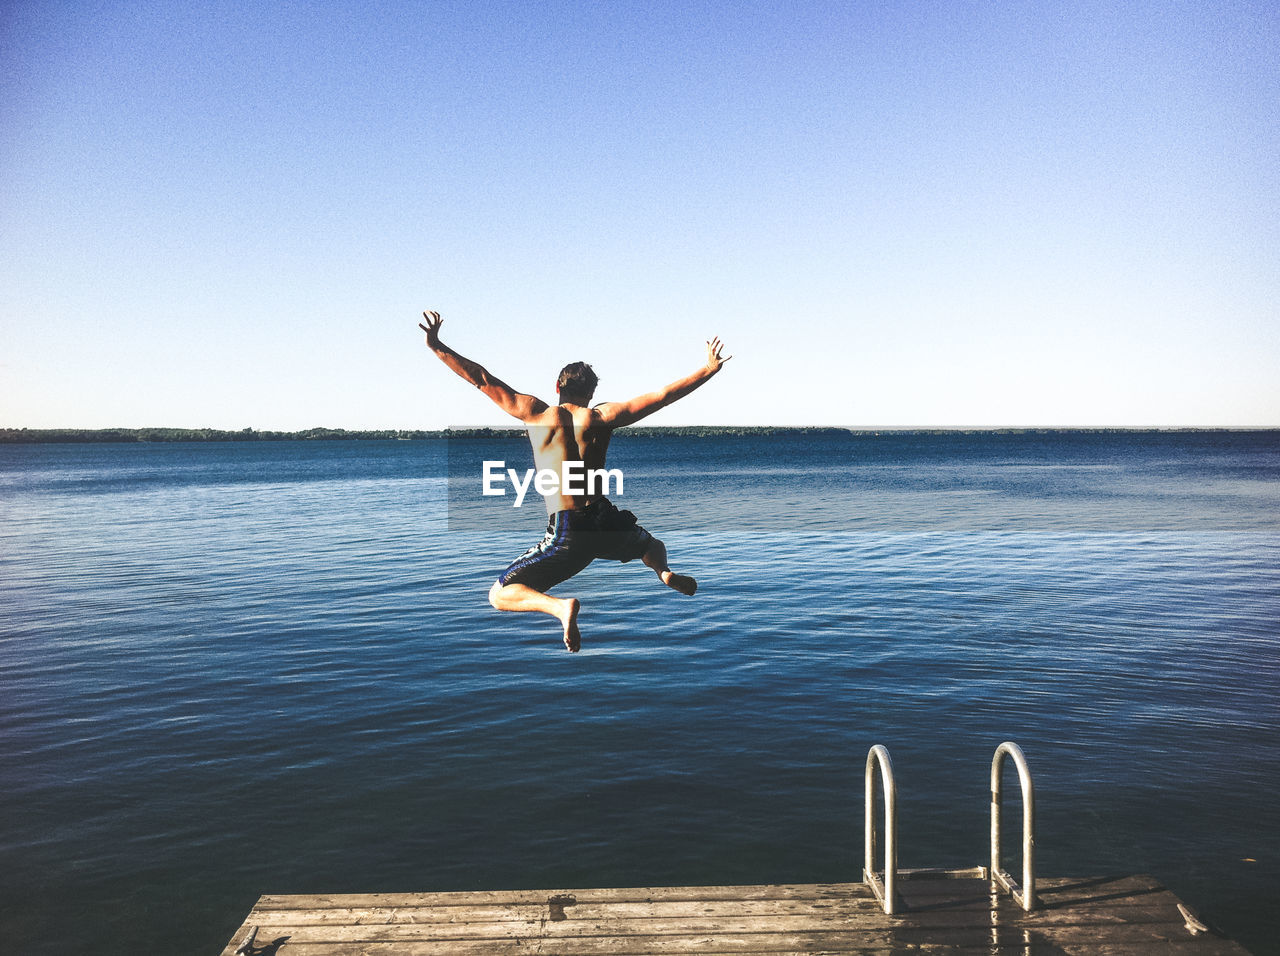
{"left": 863, "top": 741, "right": 1036, "bottom": 916}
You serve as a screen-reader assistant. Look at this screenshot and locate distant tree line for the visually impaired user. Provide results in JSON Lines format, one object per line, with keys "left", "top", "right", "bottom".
{"left": 0, "top": 427, "right": 445, "bottom": 443}
{"left": 0, "top": 425, "right": 848, "bottom": 443}
{"left": 1, "top": 424, "right": 1264, "bottom": 444}
{"left": 0, "top": 426, "right": 561, "bottom": 443}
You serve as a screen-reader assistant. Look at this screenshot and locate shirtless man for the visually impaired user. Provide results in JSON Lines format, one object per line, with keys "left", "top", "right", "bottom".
{"left": 420, "top": 310, "right": 731, "bottom": 652}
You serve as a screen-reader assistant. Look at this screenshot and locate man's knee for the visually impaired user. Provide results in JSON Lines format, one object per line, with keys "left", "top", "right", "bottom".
{"left": 642, "top": 537, "right": 668, "bottom": 568}
{"left": 488, "top": 579, "right": 504, "bottom": 609}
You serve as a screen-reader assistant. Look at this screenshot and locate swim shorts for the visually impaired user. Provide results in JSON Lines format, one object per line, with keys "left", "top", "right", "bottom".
{"left": 497, "top": 498, "right": 654, "bottom": 593}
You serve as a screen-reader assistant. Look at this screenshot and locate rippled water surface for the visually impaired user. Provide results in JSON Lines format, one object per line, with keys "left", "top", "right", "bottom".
{"left": 1, "top": 433, "right": 1277, "bottom": 954}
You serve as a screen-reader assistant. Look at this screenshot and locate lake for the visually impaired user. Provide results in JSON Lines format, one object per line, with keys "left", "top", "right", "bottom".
{"left": 1, "top": 431, "right": 1277, "bottom": 954}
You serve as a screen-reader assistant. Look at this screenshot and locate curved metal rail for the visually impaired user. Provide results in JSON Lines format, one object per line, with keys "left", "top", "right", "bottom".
{"left": 990, "top": 741, "right": 1036, "bottom": 911}
{"left": 863, "top": 744, "right": 899, "bottom": 915}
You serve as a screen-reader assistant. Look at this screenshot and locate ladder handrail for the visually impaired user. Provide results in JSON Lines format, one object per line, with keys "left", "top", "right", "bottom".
{"left": 863, "top": 744, "right": 898, "bottom": 915}
{"left": 990, "top": 741, "right": 1036, "bottom": 911}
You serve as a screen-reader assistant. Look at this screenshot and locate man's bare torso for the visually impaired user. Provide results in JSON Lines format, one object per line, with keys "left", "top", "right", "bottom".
{"left": 526, "top": 403, "right": 613, "bottom": 514}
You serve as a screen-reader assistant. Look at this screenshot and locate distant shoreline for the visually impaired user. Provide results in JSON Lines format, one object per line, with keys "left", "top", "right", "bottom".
{"left": 2, "top": 425, "right": 1276, "bottom": 444}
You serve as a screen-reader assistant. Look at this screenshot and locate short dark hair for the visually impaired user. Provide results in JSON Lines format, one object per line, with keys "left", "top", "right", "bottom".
{"left": 557, "top": 361, "right": 598, "bottom": 398}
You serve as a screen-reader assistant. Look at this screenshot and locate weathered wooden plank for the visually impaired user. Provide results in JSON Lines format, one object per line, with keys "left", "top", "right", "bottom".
{"left": 221, "top": 945, "right": 949, "bottom": 956}
{"left": 238, "top": 896, "right": 1216, "bottom": 932}
{"left": 220, "top": 877, "right": 1250, "bottom": 956}
{"left": 242, "top": 896, "right": 881, "bottom": 922}
{"left": 251, "top": 947, "right": 1245, "bottom": 956}
{"left": 237, "top": 914, "right": 886, "bottom": 942}
{"left": 239, "top": 889, "right": 1212, "bottom": 930}
{"left": 249, "top": 874, "right": 1172, "bottom": 913}
{"left": 900, "top": 872, "right": 1169, "bottom": 903}
{"left": 228, "top": 950, "right": 1235, "bottom": 956}
{"left": 221, "top": 932, "right": 1250, "bottom": 956}
{"left": 253, "top": 882, "right": 857, "bottom": 910}
{"left": 230, "top": 921, "right": 1239, "bottom": 952}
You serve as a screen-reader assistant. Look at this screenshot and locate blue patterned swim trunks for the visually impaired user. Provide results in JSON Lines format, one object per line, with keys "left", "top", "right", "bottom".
{"left": 497, "top": 498, "right": 654, "bottom": 592}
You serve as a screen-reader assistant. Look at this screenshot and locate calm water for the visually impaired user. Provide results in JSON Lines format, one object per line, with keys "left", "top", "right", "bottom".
{"left": 1, "top": 433, "right": 1277, "bottom": 954}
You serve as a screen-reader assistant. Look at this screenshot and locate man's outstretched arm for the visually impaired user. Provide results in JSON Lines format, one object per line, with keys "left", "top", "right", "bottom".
{"left": 596, "top": 337, "right": 731, "bottom": 429}
{"left": 419, "top": 311, "right": 548, "bottom": 423}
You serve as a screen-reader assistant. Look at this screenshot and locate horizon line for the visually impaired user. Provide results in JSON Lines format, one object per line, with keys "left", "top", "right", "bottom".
{"left": 3, "top": 424, "right": 1279, "bottom": 444}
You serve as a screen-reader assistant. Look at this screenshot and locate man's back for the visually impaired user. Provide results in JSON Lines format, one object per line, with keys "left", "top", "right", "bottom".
{"left": 526, "top": 403, "right": 614, "bottom": 514}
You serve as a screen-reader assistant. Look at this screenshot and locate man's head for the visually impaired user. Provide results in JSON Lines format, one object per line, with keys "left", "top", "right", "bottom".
{"left": 556, "top": 361, "right": 598, "bottom": 404}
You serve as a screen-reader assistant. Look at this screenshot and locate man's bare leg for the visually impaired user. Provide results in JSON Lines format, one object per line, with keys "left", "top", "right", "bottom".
{"left": 488, "top": 580, "right": 581, "bottom": 652}
{"left": 641, "top": 538, "right": 697, "bottom": 596}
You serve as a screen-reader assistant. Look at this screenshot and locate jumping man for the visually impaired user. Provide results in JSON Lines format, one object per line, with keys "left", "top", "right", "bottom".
{"left": 420, "top": 310, "right": 732, "bottom": 652}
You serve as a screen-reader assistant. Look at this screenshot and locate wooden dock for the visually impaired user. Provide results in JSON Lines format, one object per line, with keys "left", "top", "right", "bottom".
{"left": 219, "top": 873, "right": 1250, "bottom": 954}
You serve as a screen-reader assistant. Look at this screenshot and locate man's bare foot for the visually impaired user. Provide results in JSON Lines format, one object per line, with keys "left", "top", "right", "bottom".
{"left": 660, "top": 570, "right": 697, "bottom": 596}
{"left": 560, "top": 598, "right": 581, "bottom": 652}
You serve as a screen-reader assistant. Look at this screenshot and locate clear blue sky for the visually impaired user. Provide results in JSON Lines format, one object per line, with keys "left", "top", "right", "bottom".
{"left": 3, "top": 0, "right": 1277, "bottom": 429}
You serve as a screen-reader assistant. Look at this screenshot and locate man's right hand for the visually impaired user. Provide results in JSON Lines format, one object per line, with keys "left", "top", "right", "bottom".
{"left": 706, "top": 336, "right": 732, "bottom": 372}
{"left": 419, "top": 310, "right": 443, "bottom": 350}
